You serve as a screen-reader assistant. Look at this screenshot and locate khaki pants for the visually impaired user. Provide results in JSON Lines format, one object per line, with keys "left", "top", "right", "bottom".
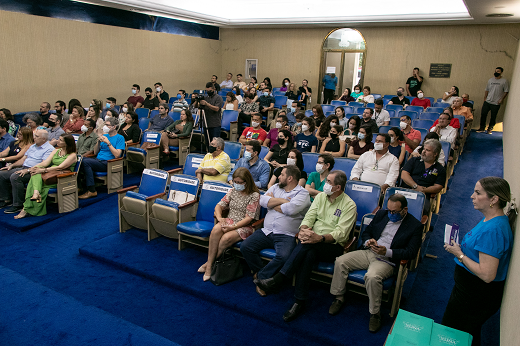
{"left": 330, "top": 249, "right": 395, "bottom": 314}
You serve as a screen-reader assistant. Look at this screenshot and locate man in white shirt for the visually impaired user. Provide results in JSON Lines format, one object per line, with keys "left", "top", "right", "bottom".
{"left": 372, "top": 99, "right": 390, "bottom": 127}
{"left": 220, "top": 73, "right": 234, "bottom": 89}
{"left": 350, "top": 134, "right": 399, "bottom": 193}
{"left": 430, "top": 112, "right": 457, "bottom": 146}
{"left": 233, "top": 74, "right": 247, "bottom": 90}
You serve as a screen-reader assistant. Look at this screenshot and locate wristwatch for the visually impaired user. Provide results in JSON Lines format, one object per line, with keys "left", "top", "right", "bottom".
{"left": 1, "top": 158, "right": 4, "bottom": 162}
{"left": 412, "top": 184, "right": 418, "bottom": 189}
{"left": 321, "top": 235, "right": 326, "bottom": 243}
{"left": 458, "top": 254, "right": 465, "bottom": 263}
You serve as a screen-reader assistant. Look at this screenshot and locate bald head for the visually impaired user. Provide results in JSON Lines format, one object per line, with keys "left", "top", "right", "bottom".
{"left": 34, "top": 129, "right": 48, "bottom": 146}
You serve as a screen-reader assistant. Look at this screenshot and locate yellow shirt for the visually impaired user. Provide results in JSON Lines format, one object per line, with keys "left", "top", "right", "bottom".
{"left": 300, "top": 192, "right": 357, "bottom": 247}
{"left": 200, "top": 151, "right": 231, "bottom": 183}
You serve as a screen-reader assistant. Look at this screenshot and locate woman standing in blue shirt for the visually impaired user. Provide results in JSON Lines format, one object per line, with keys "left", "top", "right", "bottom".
{"left": 322, "top": 73, "right": 338, "bottom": 104}
{"left": 443, "top": 177, "right": 516, "bottom": 345}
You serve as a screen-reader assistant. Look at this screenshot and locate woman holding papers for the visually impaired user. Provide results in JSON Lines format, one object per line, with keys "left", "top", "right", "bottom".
{"left": 443, "top": 177, "right": 516, "bottom": 345}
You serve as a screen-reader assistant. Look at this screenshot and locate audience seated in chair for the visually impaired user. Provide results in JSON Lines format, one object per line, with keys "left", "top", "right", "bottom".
{"left": 311, "top": 105, "right": 325, "bottom": 128}
{"left": 344, "top": 115, "right": 361, "bottom": 138}
{"left": 316, "top": 115, "right": 339, "bottom": 142}
{"left": 239, "top": 113, "right": 267, "bottom": 145}
{"left": 118, "top": 102, "right": 134, "bottom": 127}
{"left": 451, "top": 97, "right": 473, "bottom": 128}
{"left": 399, "top": 115, "right": 421, "bottom": 153}
{"left": 372, "top": 99, "right": 390, "bottom": 127}
{"left": 23, "top": 113, "right": 43, "bottom": 135}
{"left": 387, "top": 127, "right": 406, "bottom": 165}
{"left": 142, "top": 87, "right": 160, "bottom": 111}
{"left": 195, "top": 137, "right": 231, "bottom": 183}
{"left": 198, "top": 167, "right": 260, "bottom": 281}
{"left": 79, "top": 117, "right": 125, "bottom": 199}
{"left": 268, "top": 149, "right": 307, "bottom": 189}
{"left": 255, "top": 170, "right": 356, "bottom": 322}
{"left": 410, "top": 90, "right": 431, "bottom": 109}
{"left": 305, "top": 153, "right": 334, "bottom": 200}
{"left": 264, "top": 129, "right": 293, "bottom": 170}
{"left": 411, "top": 132, "right": 446, "bottom": 166}
{"left": 223, "top": 92, "right": 239, "bottom": 111}
{"left": 86, "top": 105, "right": 104, "bottom": 136}
{"left": 0, "top": 129, "right": 54, "bottom": 214}
{"left": 401, "top": 139, "right": 446, "bottom": 212}
{"left": 285, "top": 101, "right": 299, "bottom": 127}
{"left": 242, "top": 165, "right": 311, "bottom": 296}
{"left": 228, "top": 140, "right": 270, "bottom": 190}
{"left": 46, "top": 113, "right": 65, "bottom": 147}
{"left": 430, "top": 112, "right": 457, "bottom": 146}
{"left": 76, "top": 119, "right": 98, "bottom": 156}
{"left": 0, "top": 108, "right": 17, "bottom": 136}
{"left": 441, "top": 85, "right": 459, "bottom": 105}
{"left": 295, "top": 117, "right": 318, "bottom": 153}
{"left": 63, "top": 106, "right": 85, "bottom": 135}
{"left": 350, "top": 134, "right": 399, "bottom": 194}
{"left": 118, "top": 111, "right": 140, "bottom": 144}
{"left": 14, "top": 134, "right": 77, "bottom": 219}
{"left": 388, "top": 87, "right": 410, "bottom": 108}
{"left": 338, "top": 87, "right": 356, "bottom": 103}
{"left": 320, "top": 125, "right": 346, "bottom": 157}
{"left": 328, "top": 194, "right": 422, "bottom": 332}
{"left": 357, "top": 86, "right": 374, "bottom": 105}
{"left": 0, "top": 119, "right": 16, "bottom": 154}
{"left": 147, "top": 103, "right": 174, "bottom": 135}
{"left": 297, "top": 79, "right": 312, "bottom": 108}
{"left": 172, "top": 89, "right": 189, "bottom": 112}
{"left": 237, "top": 92, "right": 260, "bottom": 135}
{"left": 161, "top": 109, "right": 194, "bottom": 155}
{"left": 347, "top": 125, "right": 374, "bottom": 160}
{"left": 360, "top": 108, "right": 379, "bottom": 134}
{"left": 38, "top": 102, "right": 52, "bottom": 127}
{"left": 264, "top": 114, "right": 289, "bottom": 149}
{"left": 127, "top": 84, "right": 145, "bottom": 108}
{"left": 257, "top": 86, "right": 275, "bottom": 122}
{"left": 0, "top": 127, "right": 34, "bottom": 168}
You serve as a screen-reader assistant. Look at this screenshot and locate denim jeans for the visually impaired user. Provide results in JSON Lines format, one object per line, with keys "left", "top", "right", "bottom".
{"left": 81, "top": 157, "right": 107, "bottom": 188}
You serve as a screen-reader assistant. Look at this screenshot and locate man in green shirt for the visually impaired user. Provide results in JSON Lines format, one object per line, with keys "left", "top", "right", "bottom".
{"left": 255, "top": 170, "right": 357, "bottom": 322}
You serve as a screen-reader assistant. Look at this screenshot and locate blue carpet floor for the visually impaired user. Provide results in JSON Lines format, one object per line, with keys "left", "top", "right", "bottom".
{"left": 0, "top": 132, "right": 503, "bottom": 345}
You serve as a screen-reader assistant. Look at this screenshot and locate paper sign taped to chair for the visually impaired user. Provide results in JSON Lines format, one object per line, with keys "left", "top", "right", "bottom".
{"left": 192, "top": 158, "right": 203, "bottom": 164}
{"left": 352, "top": 184, "right": 372, "bottom": 193}
{"left": 202, "top": 183, "right": 232, "bottom": 194}
{"left": 143, "top": 169, "right": 168, "bottom": 180}
{"left": 399, "top": 191, "right": 418, "bottom": 200}
{"left": 363, "top": 217, "right": 373, "bottom": 225}
{"left": 147, "top": 133, "right": 158, "bottom": 139}
{"left": 170, "top": 176, "right": 198, "bottom": 186}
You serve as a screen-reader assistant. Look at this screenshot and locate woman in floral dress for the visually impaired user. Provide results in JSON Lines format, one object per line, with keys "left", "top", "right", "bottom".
{"left": 199, "top": 167, "right": 260, "bottom": 281}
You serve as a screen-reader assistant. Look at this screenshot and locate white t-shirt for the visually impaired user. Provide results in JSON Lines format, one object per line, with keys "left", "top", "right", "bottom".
{"left": 372, "top": 110, "right": 390, "bottom": 127}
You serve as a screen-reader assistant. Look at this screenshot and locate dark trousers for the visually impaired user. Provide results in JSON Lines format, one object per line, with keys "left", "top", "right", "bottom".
{"left": 203, "top": 127, "right": 221, "bottom": 151}
{"left": 442, "top": 265, "right": 505, "bottom": 346}
{"left": 323, "top": 89, "right": 335, "bottom": 104}
{"left": 241, "top": 230, "right": 296, "bottom": 280}
{"left": 480, "top": 101, "right": 501, "bottom": 130}
{"left": 81, "top": 158, "right": 107, "bottom": 189}
{"left": 0, "top": 167, "right": 31, "bottom": 207}
{"left": 237, "top": 112, "right": 251, "bottom": 135}
{"left": 280, "top": 242, "right": 344, "bottom": 300}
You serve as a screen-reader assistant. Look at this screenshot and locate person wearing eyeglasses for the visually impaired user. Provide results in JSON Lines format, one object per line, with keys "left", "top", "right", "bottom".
{"left": 350, "top": 133, "right": 399, "bottom": 194}
{"left": 328, "top": 193, "right": 423, "bottom": 333}
{"left": 430, "top": 112, "right": 457, "bottom": 146}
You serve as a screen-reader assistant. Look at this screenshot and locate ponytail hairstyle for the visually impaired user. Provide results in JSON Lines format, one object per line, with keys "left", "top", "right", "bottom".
{"left": 479, "top": 177, "right": 517, "bottom": 230}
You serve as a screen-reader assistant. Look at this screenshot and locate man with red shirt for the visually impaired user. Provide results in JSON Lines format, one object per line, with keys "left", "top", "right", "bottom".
{"left": 410, "top": 90, "right": 431, "bottom": 109}
{"left": 127, "top": 84, "right": 144, "bottom": 108}
{"left": 239, "top": 114, "right": 267, "bottom": 145}
{"left": 399, "top": 115, "right": 421, "bottom": 153}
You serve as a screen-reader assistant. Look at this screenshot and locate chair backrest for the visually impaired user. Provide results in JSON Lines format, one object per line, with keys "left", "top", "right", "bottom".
{"left": 325, "top": 111, "right": 335, "bottom": 117}
{"left": 321, "top": 105, "right": 335, "bottom": 113}
{"left": 138, "top": 169, "right": 169, "bottom": 196}
{"left": 405, "top": 96, "right": 416, "bottom": 103}
{"left": 357, "top": 214, "right": 375, "bottom": 248}
{"left": 168, "top": 174, "right": 200, "bottom": 198}
{"left": 440, "top": 141, "right": 451, "bottom": 166}
{"left": 138, "top": 118, "right": 150, "bottom": 132}
{"left": 142, "top": 131, "right": 161, "bottom": 145}
{"left": 150, "top": 110, "right": 160, "bottom": 118}
{"left": 218, "top": 91, "right": 228, "bottom": 97}
{"left": 425, "top": 97, "right": 435, "bottom": 106}
{"left": 386, "top": 110, "right": 395, "bottom": 118}
{"left": 433, "top": 102, "right": 450, "bottom": 109}
{"left": 168, "top": 97, "right": 178, "bottom": 104}
{"left": 259, "top": 145, "right": 269, "bottom": 160}
{"left": 406, "top": 106, "right": 424, "bottom": 114}
{"left": 382, "top": 187, "right": 426, "bottom": 221}
{"left": 305, "top": 110, "right": 314, "bottom": 117}
{"left": 301, "top": 152, "right": 320, "bottom": 175}
{"left": 386, "top": 104, "right": 403, "bottom": 112}
{"left": 378, "top": 125, "right": 392, "bottom": 134}
{"left": 398, "top": 110, "right": 419, "bottom": 120}
{"left": 366, "top": 103, "right": 375, "bottom": 109}
{"left": 420, "top": 112, "right": 440, "bottom": 121}
{"left": 347, "top": 102, "right": 364, "bottom": 108}
{"left": 343, "top": 106, "right": 354, "bottom": 114}
{"left": 13, "top": 124, "right": 20, "bottom": 137}
{"left": 196, "top": 182, "right": 233, "bottom": 222}
{"left": 412, "top": 119, "right": 434, "bottom": 130}
{"left": 354, "top": 107, "right": 367, "bottom": 114}
{"left": 169, "top": 111, "right": 181, "bottom": 122}
{"left": 415, "top": 128, "right": 429, "bottom": 142}
{"left": 272, "top": 87, "right": 281, "bottom": 92}
{"left": 331, "top": 100, "right": 346, "bottom": 106}
{"left": 221, "top": 110, "right": 239, "bottom": 131}
{"left": 383, "top": 95, "right": 396, "bottom": 100}
{"left": 273, "top": 91, "right": 285, "bottom": 97}
{"left": 135, "top": 108, "right": 149, "bottom": 119}
{"left": 274, "top": 96, "right": 288, "bottom": 109}
{"left": 454, "top": 115, "right": 465, "bottom": 136}
{"left": 223, "top": 141, "right": 242, "bottom": 160}
{"left": 74, "top": 154, "right": 83, "bottom": 173}
{"left": 372, "top": 94, "right": 382, "bottom": 100}
{"left": 114, "top": 105, "right": 120, "bottom": 113}
{"left": 183, "top": 153, "right": 206, "bottom": 176}
{"left": 389, "top": 117, "right": 400, "bottom": 126}
{"left": 345, "top": 180, "right": 382, "bottom": 226}
{"left": 333, "top": 158, "right": 357, "bottom": 179}
{"left": 425, "top": 107, "right": 444, "bottom": 114}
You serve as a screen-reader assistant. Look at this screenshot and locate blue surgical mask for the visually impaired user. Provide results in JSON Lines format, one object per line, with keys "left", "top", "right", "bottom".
{"left": 358, "top": 133, "right": 365, "bottom": 140}
{"left": 106, "top": 103, "right": 111, "bottom": 109}
{"left": 263, "top": 92, "right": 269, "bottom": 97}
{"left": 234, "top": 183, "right": 245, "bottom": 191}
{"left": 132, "top": 89, "right": 137, "bottom": 95}
{"left": 177, "top": 94, "right": 182, "bottom": 98}
{"left": 290, "top": 107, "right": 296, "bottom": 113}
{"left": 296, "top": 122, "right": 302, "bottom": 127}
{"left": 243, "top": 151, "right": 252, "bottom": 160}
{"left": 388, "top": 211, "right": 403, "bottom": 222}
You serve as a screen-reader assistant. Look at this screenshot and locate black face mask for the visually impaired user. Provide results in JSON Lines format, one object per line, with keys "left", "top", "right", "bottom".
{"left": 146, "top": 94, "right": 151, "bottom": 98}
{"left": 208, "top": 145, "right": 217, "bottom": 153}
{"left": 397, "top": 91, "right": 403, "bottom": 96}
{"left": 494, "top": 72, "right": 501, "bottom": 77}
{"left": 47, "top": 120, "right": 56, "bottom": 127}
{"left": 207, "top": 90, "right": 214, "bottom": 97}
{"left": 278, "top": 138, "right": 285, "bottom": 145}
{"left": 330, "top": 133, "right": 338, "bottom": 140}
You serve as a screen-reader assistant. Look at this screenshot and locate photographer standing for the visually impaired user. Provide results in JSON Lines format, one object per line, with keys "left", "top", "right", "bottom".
{"left": 199, "top": 82, "right": 223, "bottom": 149}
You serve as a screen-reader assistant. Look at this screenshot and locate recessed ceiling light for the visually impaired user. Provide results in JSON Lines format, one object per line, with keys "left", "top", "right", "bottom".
{"left": 486, "top": 13, "right": 514, "bottom": 18}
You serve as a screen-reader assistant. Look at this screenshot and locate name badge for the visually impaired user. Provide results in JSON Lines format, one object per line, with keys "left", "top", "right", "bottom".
{"left": 334, "top": 209, "right": 342, "bottom": 217}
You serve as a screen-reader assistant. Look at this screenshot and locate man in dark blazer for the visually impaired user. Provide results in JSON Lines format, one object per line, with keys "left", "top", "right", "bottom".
{"left": 328, "top": 193, "right": 423, "bottom": 332}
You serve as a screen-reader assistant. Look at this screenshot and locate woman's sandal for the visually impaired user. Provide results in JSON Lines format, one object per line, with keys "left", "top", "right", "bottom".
{"left": 14, "top": 210, "right": 28, "bottom": 219}
{"left": 30, "top": 191, "right": 42, "bottom": 203}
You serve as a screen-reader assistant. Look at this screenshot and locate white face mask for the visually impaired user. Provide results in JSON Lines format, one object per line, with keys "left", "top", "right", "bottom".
{"left": 390, "top": 136, "right": 396, "bottom": 143}
{"left": 122, "top": 107, "right": 128, "bottom": 113}
{"left": 102, "top": 125, "right": 110, "bottom": 134}
{"left": 417, "top": 93, "right": 424, "bottom": 99}
{"left": 287, "top": 158, "right": 296, "bottom": 166}
{"left": 275, "top": 122, "right": 282, "bottom": 129}
{"left": 400, "top": 121, "right": 407, "bottom": 130}
{"left": 316, "top": 163, "right": 325, "bottom": 174}
{"left": 234, "top": 183, "right": 245, "bottom": 191}
{"left": 302, "top": 124, "right": 309, "bottom": 132}
{"left": 156, "top": 87, "right": 161, "bottom": 92}
{"left": 354, "top": 90, "right": 360, "bottom": 93}
{"left": 81, "top": 125, "right": 88, "bottom": 133}
{"left": 323, "top": 182, "right": 334, "bottom": 195}
{"left": 374, "top": 142, "right": 384, "bottom": 151}
{"left": 251, "top": 121, "right": 260, "bottom": 128}
{"left": 285, "top": 82, "right": 289, "bottom": 86}
{"left": 330, "top": 122, "right": 337, "bottom": 127}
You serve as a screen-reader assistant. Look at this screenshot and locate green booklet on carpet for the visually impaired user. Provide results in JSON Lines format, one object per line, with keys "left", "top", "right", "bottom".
{"left": 386, "top": 333, "right": 422, "bottom": 345}
{"left": 392, "top": 309, "right": 433, "bottom": 345}
{"left": 430, "top": 322, "right": 473, "bottom": 346}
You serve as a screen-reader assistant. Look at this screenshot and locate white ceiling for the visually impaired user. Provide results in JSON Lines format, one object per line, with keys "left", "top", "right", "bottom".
{"left": 73, "top": 0, "right": 520, "bottom": 27}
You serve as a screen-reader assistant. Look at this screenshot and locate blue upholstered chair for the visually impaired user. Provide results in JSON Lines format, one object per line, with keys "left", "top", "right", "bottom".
{"left": 223, "top": 141, "right": 242, "bottom": 160}
{"left": 333, "top": 158, "right": 357, "bottom": 179}
{"left": 345, "top": 180, "right": 381, "bottom": 228}
{"left": 433, "top": 102, "right": 450, "bottom": 109}
{"left": 378, "top": 125, "right": 392, "bottom": 134}
{"left": 259, "top": 145, "right": 269, "bottom": 160}
{"left": 135, "top": 108, "right": 150, "bottom": 119}
{"left": 301, "top": 152, "right": 320, "bottom": 175}
{"left": 398, "top": 111, "right": 419, "bottom": 121}
{"left": 347, "top": 102, "right": 364, "bottom": 108}
{"left": 331, "top": 100, "right": 347, "bottom": 106}
{"left": 221, "top": 110, "right": 239, "bottom": 142}
{"left": 389, "top": 117, "right": 400, "bottom": 126}
{"left": 321, "top": 105, "right": 335, "bottom": 113}
{"left": 420, "top": 112, "right": 441, "bottom": 121}
{"left": 415, "top": 128, "right": 429, "bottom": 142}
{"left": 274, "top": 96, "right": 288, "bottom": 109}
{"left": 385, "top": 104, "right": 403, "bottom": 112}
{"left": 425, "top": 107, "right": 444, "bottom": 114}
{"left": 126, "top": 131, "right": 162, "bottom": 174}
{"left": 138, "top": 118, "right": 150, "bottom": 132}
{"left": 406, "top": 106, "right": 424, "bottom": 114}
{"left": 412, "top": 119, "right": 434, "bottom": 131}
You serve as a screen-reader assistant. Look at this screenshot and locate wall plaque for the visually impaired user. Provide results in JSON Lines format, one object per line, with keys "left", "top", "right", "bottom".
{"left": 429, "top": 63, "right": 452, "bottom": 78}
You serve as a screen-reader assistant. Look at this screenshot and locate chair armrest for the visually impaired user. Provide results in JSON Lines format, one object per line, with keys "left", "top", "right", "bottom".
{"left": 126, "top": 142, "right": 139, "bottom": 148}
{"left": 117, "top": 186, "right": 138, "bottom": 194}
{"left": 343, "top": 236, "right": 357, "bottom": 252}
{"left": 145, "top": 144, "right": 160, "bottom": 150}
{"left": 252, "top": 218, "right": 264, "bottom": 229}
{"left": 400, "top": 260, "right": 408, "bottom": 266}
{"left": 57, "top": 172, "right": 76, "bottom": 179}
{"left": 168, "top": 168, "right": 183, "bottom": 175}
{"left": 83, "top": 153, "right": 95, "bottom": 158}
{"left": 420, "top": 215, "right": 428, "bottom": 224}
{"left": 108, "top": 157, "right": 124, "bottom": 163}
{"left": 146, "top": 192, "right": 166, "bottom": 201}
{"left": 230, "top": 121, "right": 238, "bottom": 124}
{"left": 179, "top": 199, "right": 198, "bottom": 209}
{"left": 177, "top": 136, "right": 190, "bottom": 139}
{"left": 372, "top": 206, "right": 380, "bottom": 213}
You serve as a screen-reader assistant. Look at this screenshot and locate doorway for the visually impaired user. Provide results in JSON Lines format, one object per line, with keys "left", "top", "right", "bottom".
{"left": 319, "top": 28, "right": 366, "bottom": 104}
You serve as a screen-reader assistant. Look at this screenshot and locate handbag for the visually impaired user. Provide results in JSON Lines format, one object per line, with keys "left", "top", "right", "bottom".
{"left": 210, "top": 249, "right": 243, "bottom": 286}
{"left": 42, "top": 169, "right": 70, "bottom": 185}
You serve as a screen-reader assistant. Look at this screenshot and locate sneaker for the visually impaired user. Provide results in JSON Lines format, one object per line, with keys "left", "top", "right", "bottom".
{"left": 328, "top": 298, "right": 345, "bottom": 315}
{"left": 486, "top": 129, "right": 493, "bottom": 134}
{"left": 4, "top": 205, "right": 23, "bottom": 214}
{"left": 0, "top": 200, "right": 12, "bottom": 209}
{"left": 476, "top": 128, "right": 486, "bottom": 133}
{"left": 369, "top": 312, "right": 381, "bottom": 332}
{"left": 78, "top": 191, "right": 98, "bottom": 199}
